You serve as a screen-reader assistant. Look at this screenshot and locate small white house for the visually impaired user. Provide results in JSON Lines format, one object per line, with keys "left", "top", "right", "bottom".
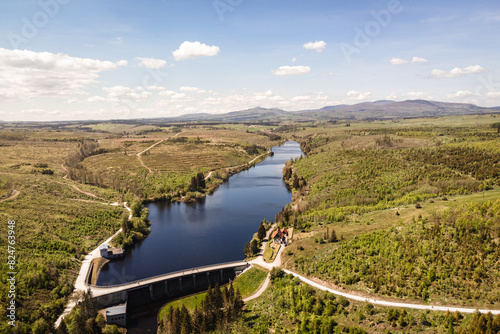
{"left": 106, "top": 303, "right": 127, "bottom": 327}
{"left": 99, "top": 244, "right": 124, "bottom": 259}
{"left": 99, "top": 244, "right": 109, "bottom": 257}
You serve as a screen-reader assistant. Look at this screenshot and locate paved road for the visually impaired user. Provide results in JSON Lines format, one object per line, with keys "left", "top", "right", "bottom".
{"left": 283, "top": 269, "right": 500, "bottom": 315}
{"left": 90, "top": 261, "right": 248, "bottom": 297}
{"left": 55, "top": 202, "right": 131, "bottom": 328}
{"left": 250, "top": 224, "right": 284, "bottom": 270}
{"left": 243, "top": 273, "right": 270, "bottom": 302}
{"left": 247, "top": 225, "right": 500, "bottom": 315}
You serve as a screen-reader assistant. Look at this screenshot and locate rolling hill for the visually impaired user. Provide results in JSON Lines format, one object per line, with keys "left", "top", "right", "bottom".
{"left": 163, "top": 100, "right": 500, "bottom": 123}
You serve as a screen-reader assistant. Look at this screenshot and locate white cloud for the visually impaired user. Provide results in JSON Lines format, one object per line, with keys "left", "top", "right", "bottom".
{"left": 431, "top": 65, "right": 486, "bottom": 78}
{"left": 486, "top": 92, "right": 500, "bottom": 98}
{"left": 406, "top": 91, "right": 433, "bottom": 99}
{"left": 472, "top": 11, "right": 500, "bottom": 22}
{"left": 87, "top": 96, "right": 106, "bottom": 102}
{"left": 315, "top": 93, "right": 328, "bottom": 101}
{"left": 146, "top": 85, "right": 166, "bottom": 91}
{"left": 135, "top": 57, "right": 167, "bottom": 69}
{"left": 109, "top": 37, "right": 123, "bottom": 45}
{"left": 291, "top": 57, "right": 297, "bottom": 62}
{"left": 156, "top": 89, "right": 331, "bottom": 114}
{"left": 347, "top": 90, "right": 372, "bottom": 100}
{"left": 179, "top": 86, "right": 206, "bottom": 93}
{"left": 406, "top": 91, "right": 425, "bottom": 99}
{"left": 159, "top": 90, "right": 177, "bottom": 96}
{"left": 117, "top": 60, "right": 128, "bottom": 67}
{"left": 202, "top": 97, "right": 223, "bottom": 105}
{"left": 172, "top": 41, "right": 220, "bottom": 60}
{"left": 0, "top": 48, "right": 125, "bottom": 100}
{"left": 271, "top": 65, "right": 311, "bottom": 76}
{"left": 291, "top": 95, "right": 312, "bottom": 102}
{"left": 447, "top": 90, "right": 473, "bottom": 98}
{"left": 411, "top": 56, "right": 428, "bottom": 63}
{"left": 171, "top": 93, "right": 187, "bottom": 100}
{"left": 254, "top": 90, "right": 284, "bottom": 101}
{"left": 390, "top": 58, "right": 409, "bottom": 65}
{"left": 103, "top": 86, "right": 153, "bottom": 105}
{"left": 158, "top": 89, "right": 188, "bottom": 100}
{"left": 390, "top": 56, "right": 428, "bottom": 65}
{"left": 303, "top": 41, "right": 327, "bottom": 52}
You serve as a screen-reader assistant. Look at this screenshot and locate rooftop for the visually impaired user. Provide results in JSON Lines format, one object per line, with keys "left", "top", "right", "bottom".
{"left": 106, "top": 304, "right": 127, "bottom": 317}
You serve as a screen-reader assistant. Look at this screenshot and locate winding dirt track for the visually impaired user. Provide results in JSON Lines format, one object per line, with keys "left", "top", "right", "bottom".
{"left": 136, "top": 139, "right": 164, "bottom": 175}
{"left": 52, "top": 180, "right": 106, "bottom": 201}
{"left": 205, "top": 151, "right": 271, "bottom": 180}
{"left": 136, "top": 132, "right": 182, "bottom": 176}
{"left": 0, "top": 189, "right": 20, "bottom": 203}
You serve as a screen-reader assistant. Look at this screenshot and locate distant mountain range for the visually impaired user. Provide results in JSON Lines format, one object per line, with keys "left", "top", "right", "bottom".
{"left": 149, "top": 100, "right": 500, "bottom": 123}
{"left": 2, "top": 100, "right": 499, "bottom": 124}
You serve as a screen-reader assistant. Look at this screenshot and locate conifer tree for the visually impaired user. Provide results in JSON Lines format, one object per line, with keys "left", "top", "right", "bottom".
{"left": 250, "top": 239, "right": 260, "bottom": 255}
{"left": 257, "top": 222, "right": 266, "bottom": 241}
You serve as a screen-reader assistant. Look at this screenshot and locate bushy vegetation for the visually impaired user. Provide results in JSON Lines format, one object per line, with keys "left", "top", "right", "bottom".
{"left": 295, "top": 147, "right": 487, "bottom": 222}
{"left": 112, "top": 200, "right": 150, "bottom": 248}
{"left": 293, "top": 200, "right": 500, "bottom": 305}
{"left": 243, "top": 274, "right": 500, "bottom": 333}
{"left": 57, "top": 289, "right": 122, "bottom": 334}
{"left": 158, "top": 283, "right": 244, "bottom": 334}
{"left": 280, "top": 119, "right": 500, "bottom": 308}
{"left": 2, "top": 116, "right": 500, "bottom": 332}
{"left": 0, "top": 125, "right": 279, "bottom": 332}
{"left": 0, "top": 179, "right": 123, "bottom": 333}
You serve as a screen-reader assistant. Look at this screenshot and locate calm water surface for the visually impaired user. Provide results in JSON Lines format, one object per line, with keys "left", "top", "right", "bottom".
{"left": 97, "top": 141, "right": 303, "bottom": 285}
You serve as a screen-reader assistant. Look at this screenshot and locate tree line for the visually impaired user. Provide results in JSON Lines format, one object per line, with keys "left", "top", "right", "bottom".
{"left": 159, "top": 283, "right": 244, "bottom": 334}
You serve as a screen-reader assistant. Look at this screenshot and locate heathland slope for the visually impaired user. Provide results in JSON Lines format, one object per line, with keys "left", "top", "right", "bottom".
{"left": 0, "top": 123, "right": 280, "bottom": 333}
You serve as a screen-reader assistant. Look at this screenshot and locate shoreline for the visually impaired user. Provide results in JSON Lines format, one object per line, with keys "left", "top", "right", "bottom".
{"left": 54, "top": 147, "right": 279, "bottom": 327}
{"left": 142, "top": 149, "right": 274, "bottom": 204}
{"left": 55, "top": 202, "right": 131, "bottom": 328}
{"left": 90, "top": 257, "right": 110, "bottom": 286}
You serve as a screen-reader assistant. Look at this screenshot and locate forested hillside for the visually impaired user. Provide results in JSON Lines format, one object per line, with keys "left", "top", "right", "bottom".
{"left": 278, "top": 115, "right": 500, "bottom": 310}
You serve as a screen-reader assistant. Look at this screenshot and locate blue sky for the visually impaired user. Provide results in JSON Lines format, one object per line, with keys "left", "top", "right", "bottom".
{"left": 0, "top": 0, "right": 499, "bottom": 121}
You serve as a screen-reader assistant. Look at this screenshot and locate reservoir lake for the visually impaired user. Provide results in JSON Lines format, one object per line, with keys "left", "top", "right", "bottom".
{"left": 97, "top": 141, "right": 303, "bottom": 286}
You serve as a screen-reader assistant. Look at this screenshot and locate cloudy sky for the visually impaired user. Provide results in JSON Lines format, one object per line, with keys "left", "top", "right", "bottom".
{"left": 0, "top": 0, "right": 499, "bottom": 121}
